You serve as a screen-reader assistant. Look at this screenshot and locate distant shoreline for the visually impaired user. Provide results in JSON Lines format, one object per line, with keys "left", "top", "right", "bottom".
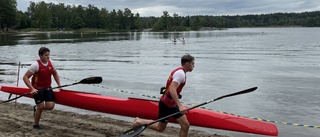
{"left": 1, "top": 27, "right": 225, "bottom": 34}
{"left": 1, "top": 26, "right": 314, "bottom": 35}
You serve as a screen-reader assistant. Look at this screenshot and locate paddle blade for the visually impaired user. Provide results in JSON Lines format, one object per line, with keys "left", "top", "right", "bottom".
{"left": 79, "top": 77, "right": 103, "bottom": 84}
{"left": 214, "top": 87, "right": 257, "bottom": 101}
{"left": 120, "top": 125, "right": 147, "bottom": 137}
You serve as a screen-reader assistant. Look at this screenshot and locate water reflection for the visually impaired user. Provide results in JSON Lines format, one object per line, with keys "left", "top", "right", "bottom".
{"left": 0, "top": 32, "right": 143, "bottom": 46}
{"left": 0, "top": 30, "right": 264, "bottom": 46}
{"left": 0, "top": 34, "right": 20, "bottom": 46}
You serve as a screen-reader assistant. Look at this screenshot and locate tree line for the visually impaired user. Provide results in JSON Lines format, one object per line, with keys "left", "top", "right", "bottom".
{"left": 1, "top": 0, "right": 320, "bottom": 32}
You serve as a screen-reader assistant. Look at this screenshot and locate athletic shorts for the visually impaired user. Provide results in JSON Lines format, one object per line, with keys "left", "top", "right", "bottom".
{"left": 158, "top": 100, "right": 183, "bottom": 123}
{"left": 33, "top": 88, "right": 55, "bottom": 104}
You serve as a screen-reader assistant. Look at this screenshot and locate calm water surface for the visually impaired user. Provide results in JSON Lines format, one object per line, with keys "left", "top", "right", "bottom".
{"left": 1, "top": 28, "right": 320, "bottom": 137}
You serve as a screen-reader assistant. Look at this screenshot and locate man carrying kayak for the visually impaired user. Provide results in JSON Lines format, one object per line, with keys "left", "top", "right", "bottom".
{"left": 132, "top": 54, "right": 195, "bottom": 137}
{"left": 23, "top": 47, "right": 61, "bottom": 129}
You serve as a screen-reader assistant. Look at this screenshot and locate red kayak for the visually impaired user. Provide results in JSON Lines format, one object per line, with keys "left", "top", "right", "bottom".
{"left": 0, "top": 86, "right": 278, "bottom": 136}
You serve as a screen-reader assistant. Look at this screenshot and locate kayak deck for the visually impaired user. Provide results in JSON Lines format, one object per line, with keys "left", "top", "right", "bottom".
{"left": 0, "top": 86, "right": 278, "bottom": 136}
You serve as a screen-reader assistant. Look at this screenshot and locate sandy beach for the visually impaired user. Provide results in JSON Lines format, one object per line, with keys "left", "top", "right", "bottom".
{"left": 0, "top": 101, "right": 227, "bottom": 137}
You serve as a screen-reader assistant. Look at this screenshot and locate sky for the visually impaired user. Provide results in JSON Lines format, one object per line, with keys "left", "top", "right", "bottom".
{"left": 16, "top": 0, "right": 320, "bottom": 17}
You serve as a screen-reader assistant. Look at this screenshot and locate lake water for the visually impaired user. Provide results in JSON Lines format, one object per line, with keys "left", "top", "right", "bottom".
{"left": 1, "top": 28, "right": 320, "bottom": 137}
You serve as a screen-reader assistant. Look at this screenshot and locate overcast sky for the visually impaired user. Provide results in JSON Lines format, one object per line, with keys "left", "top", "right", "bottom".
{"left": 16, "top": 0, "right": 320, "bottom": 17}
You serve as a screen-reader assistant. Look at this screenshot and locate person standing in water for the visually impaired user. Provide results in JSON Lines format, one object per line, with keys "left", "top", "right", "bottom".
{"left": 180, "top": 37, "right": 186, "bottom": 44}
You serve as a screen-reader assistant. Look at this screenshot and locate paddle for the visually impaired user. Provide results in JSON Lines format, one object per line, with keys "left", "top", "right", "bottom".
{"left": 120, "top": 87, "right": 257, "bottom": 137}
{"left": 1, "top": 76, "right": 103, "bottom": 103}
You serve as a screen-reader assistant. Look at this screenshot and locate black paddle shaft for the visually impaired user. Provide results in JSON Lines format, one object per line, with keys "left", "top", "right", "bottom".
{"left": 120, "top": 87, "right": 257, "bottom": 137}
{"left": 2, "top": 83, "right": 78, "bottom": 103}
{"left": 150, "top": 87, "right": 257, "bottom": 125}
{"left": 1, "top": 76, "right": 102, "bottom": 103}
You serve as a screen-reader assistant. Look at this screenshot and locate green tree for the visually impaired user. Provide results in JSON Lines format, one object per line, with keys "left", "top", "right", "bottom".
{"left": 14, "top": 11, "right": 30, "bottom": 29}
{"left": 123, "top": 8, "right": 133, "bottom": 30}
{"left": 0, "top": 0, "right": 17, "bottom": 32}
{"left": 153, "top": 11, "right": 171, "bottom": 30}
{"left": 67, "top": 6, "right": 83, "bottom": 30}
{"left": 172, "top": 13, "right": 180, "bottom": 26}
{"left": 190, "top": 16, "right": 200, "bottom": 30}
{"left": 199, "top": 16, "right": 209, "bottom": 27}
{"left": 48, "top": 3, "right": 69, "bottom": 29}
{"left": 100, "top": 8, "right": 111, "bottom": 30}
{"left": 85, "top": 4, "right": 101, "bottom": 28}
{"left": 109, "top": 9, "right": 118, "bottom": 30}
{"left": 133, "top": 13, "right": 143, "bottom": 30}
{"left": 181, "top": 16, "right": 190, "bottom": 28}
{"left": 70, "top": 15, "right": 84, "bottom": 30}
{"left": 117, "top": 9, "right": 125, "bottom": 30}
{"left": 28, "top": 1, "right": 52, "bottom": 30}
{"left": 76, "top": 5, "right": 86, "bottom": 27}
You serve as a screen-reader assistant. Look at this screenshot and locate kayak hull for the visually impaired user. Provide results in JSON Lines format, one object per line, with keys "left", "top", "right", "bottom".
{"left": 0, "top": 86, "right": 278, "bottom": 136}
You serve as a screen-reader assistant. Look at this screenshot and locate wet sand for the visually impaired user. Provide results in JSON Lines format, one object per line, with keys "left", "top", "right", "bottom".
{"left": 0, "top": 102, "right": 228, "bottom": 137}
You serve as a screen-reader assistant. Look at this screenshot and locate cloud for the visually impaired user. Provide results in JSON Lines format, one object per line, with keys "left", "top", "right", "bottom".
{"left": 16, "top": 0, "right": 320, "bottom": 17}
{"left": 132, "top": 6, "right": 180, "bottom": 17}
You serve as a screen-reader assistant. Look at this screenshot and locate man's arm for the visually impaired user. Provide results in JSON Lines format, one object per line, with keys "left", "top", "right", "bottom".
{"left": 169, "top": 81, "right": 187, "bottom": 114}
{"left": 23, "top": 70, "right": 37, "bottom": 94}
{"left": 52, "top": 69, "right": 61, "bottom": 87}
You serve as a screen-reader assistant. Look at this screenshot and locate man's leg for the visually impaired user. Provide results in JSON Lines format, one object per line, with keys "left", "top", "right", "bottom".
{"left": 44, "top": 101, "right": 55, "bottom": 110}
{"left": 34, "top": 102, "right": 44, "bottom": 125}
{"left": 132, "top": 117, "right": 168, "bottom": 132}
{"left": 44, "top": 89, "right": 55, "bottom": 110}
{"left": 175, "top": 115, "right": 190, "bottom": 137}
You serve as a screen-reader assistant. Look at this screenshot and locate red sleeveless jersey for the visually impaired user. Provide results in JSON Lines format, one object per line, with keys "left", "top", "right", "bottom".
{"left": 32, "top": 60, "right": 54, "bottom": 89}
{"left": 160, "top": 67, "right": 186, "bottom": 107}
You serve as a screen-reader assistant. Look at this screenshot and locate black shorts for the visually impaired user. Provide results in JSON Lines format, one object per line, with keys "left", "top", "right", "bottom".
{"left": 158, "top": 100, "right": 183, "bottom": 123}
{"left": 33, "top": 89, "right": 55, "bottom": 104}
